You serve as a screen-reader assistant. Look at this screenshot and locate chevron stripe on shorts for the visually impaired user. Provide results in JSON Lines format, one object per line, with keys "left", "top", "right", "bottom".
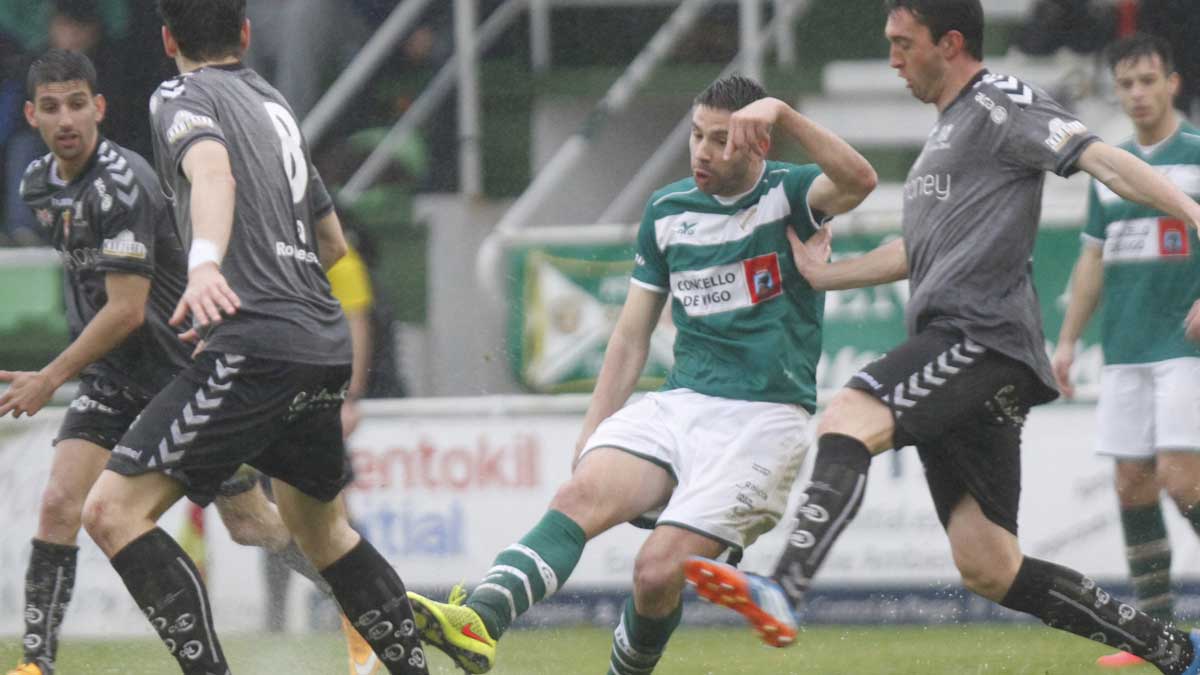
{"left": 879, "top": 339, "right": 986, "bottom": 416}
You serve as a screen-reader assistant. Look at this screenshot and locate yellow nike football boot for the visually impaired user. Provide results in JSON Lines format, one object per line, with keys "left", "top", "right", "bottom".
{"left": 6, "top": 663, "right": 46, "bottom": 675}
{"left": 407, "top": 585, "right": 496, "bottom": 674}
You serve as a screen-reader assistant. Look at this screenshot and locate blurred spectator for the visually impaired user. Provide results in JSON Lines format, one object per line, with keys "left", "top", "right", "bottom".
{"left": 243, "top": 0, "right": 367, "bottom": 120}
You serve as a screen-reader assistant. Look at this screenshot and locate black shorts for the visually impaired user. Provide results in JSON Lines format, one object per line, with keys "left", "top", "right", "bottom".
{"left": 846, "top": 324, "right": 1042, "bottom": 536}
{"left": 56, "top": 375, "right": 151, "bottom": 449}
{"left": 107, "top": 351, "right": 353, "bottom": 506}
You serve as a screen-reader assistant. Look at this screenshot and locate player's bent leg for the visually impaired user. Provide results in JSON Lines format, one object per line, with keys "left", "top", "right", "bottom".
{"left": 1159, "top": 452, "right": 1200, "bottom": 539}
{"left": 83, "top": 471, "right": 232, "bottom": 675}
{"left": 940, "top": 497, "right": 1199, "bottom": 675}
{"left": 767, "top": 389, "right": 889, "bottom": 609}
{"left": 273, "top": 479, "right": 429, "bottom": 675}
{"left": 13, "top": 440, "right": 111, "bottom": 675}
{"left": 213, "top": 478, "right": 291, "bottom": 552}
{"left": 607, "top": 526, "right": 723, "bottom": 674}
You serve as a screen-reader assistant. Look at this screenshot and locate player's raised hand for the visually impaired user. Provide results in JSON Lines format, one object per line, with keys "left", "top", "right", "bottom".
{"left": 1051, "top": 341, "right": 1076, "bottom": 399}
{"left": 785, "top": 224, "right": 832, "bottom": 285}
{"left": 0, "top": 369, "right": 56, "bottom": 418}
{"left": 171, "top": 262, "right": 240, "bottom": 342}
{"left": 1186, "top": 299, "right": 1200, "bottom": 343}
{"left": 724, "top": 97, "right": 782, "bottom": 160}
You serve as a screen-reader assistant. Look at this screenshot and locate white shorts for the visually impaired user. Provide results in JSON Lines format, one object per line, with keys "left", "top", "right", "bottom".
{"left": 580, "top": 388, "right": 811, "bottom": 551}
{"left": 1096, "top": 357, "right": 1200, "bottom": 459}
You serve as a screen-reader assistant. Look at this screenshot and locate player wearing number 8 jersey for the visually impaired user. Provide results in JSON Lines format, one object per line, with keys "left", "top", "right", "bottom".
{"left": 80, "top": 2, "right": 428, "bottom": 674}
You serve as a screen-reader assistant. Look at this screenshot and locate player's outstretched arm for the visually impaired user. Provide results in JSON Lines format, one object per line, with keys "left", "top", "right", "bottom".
{"left": 725, "top": 98, "right": 877, "bottom": 217}
{"left": 0, "top": 272, "right": 150, "bottom": 418}
{"left": 1052, "top": 243, "right": 1103, "bottom": 398}
{"left": 1076, "top": 142, "right": 1200, "bottom": 231}
{"left": 786, "top": 227, "right": 907, "bottom": 290}
{"left": 171, "top": 139, "right": 241, "bottom": 340}
{"left": 572, "top": 285, "right": 667, "bottom": 465}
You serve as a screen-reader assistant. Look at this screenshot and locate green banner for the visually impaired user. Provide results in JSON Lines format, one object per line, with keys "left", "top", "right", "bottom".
{"left": 507, "top": 225, "right": 1100, "bottom": 394}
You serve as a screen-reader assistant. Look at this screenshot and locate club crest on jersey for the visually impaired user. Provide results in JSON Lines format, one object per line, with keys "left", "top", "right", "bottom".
{"left": 670, "top": 252, "right": 783, "bottom": 317}
{"left": 35, "top": 208, "right": 52, "bottom": 228}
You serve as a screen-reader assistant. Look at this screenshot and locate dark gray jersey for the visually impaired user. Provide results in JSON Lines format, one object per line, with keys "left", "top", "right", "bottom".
{"left": 902, "top": 70, "right": 1098, "bottom": 400}
{"left": 149, "top": 63, "right": 350, "bottom": 365}
{"left": 20, "top": 139, "right": 190, "bottom": 397}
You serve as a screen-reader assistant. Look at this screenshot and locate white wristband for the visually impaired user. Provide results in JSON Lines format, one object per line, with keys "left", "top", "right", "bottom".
{"left": 188, "top": 238, "right": 222, "bottom": 271}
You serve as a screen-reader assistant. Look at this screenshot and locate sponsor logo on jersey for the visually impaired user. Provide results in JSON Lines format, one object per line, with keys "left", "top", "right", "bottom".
{"left": 904, "top": 172, "right": 951, "bottom": 202}
{"left": 275, "top": 241, "right": 320, "bottom": 265}
{"left": 102, "top": 229, "right": 148, "bottom": 260}
{"left": 634, "top": 252, "right": 646, "bottom": 267}
{"left": 670, "top": 252, "right": 784, "bottom": 317}
{"left": 166, "top": 110, "right": 216, "bottom": 145}
{"left": 1103, "top": 217, "right": 1192, "bottom": 262}
{"left": 973, "top": 91, "right": 1008, "bottom": 124}
{"left": 1044, "top": 117, "right": 1088, "bottom": 153}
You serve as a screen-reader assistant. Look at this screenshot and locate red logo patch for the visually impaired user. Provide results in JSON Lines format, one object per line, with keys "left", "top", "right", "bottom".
{"left": 1159, "top": 218, "right": 1190, "bottom": 257}
{"left": 742, "top": 252, "right": 783, "bottom": 304}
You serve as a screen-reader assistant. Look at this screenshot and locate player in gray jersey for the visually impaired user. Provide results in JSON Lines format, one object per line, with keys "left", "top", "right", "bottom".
{"left": 78, "top": 2, "right": 427, "bottom": 674}
{"left": 687, "top": 2, "right": 1200, "bottom": 673}
{"left": 0, "top": 49, "right": 360, "bottom": 675}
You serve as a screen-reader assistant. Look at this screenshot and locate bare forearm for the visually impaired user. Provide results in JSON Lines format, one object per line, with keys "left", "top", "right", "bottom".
{"left": 1057, "top": 250, "right": 1102, "bottom": 345}
{"left": 42, "top": 305, "right": 142, "bottom": 388}
{"left": 190, "top": 170, "right": 236, "bottom": 252}
{"left": 808, "top": 238, "right": 907, "bottom": 290}
{"left": 776, "top": 104, "right": 876, "bottom": 195}
{"left": 578, "top": 333, "right": 650, "bottom": 440}
{"left": 345, "top": 309, "right": 372, "bottom": 399}
{"left": 1087, "top": 144, "right": 1200, "bottom": 229}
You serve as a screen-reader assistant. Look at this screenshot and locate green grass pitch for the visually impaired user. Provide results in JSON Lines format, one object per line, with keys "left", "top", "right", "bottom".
{"left": 0, "top": 624, "right": 1159, "bottom": 674}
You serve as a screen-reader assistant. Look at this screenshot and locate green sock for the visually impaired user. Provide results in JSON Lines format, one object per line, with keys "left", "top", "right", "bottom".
{"left": 607, "top": 597, "right": 681, "bottom": 675}
{"left": 467, "top": 509, "right": 586, "bottom": 638}
{"left": 1121, "top": 503, "right": 1173, "bottom": 624}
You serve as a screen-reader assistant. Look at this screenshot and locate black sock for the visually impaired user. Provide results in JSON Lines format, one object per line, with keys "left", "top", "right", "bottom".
{"left": 1001, "top": 557, "right": 1195, "bottom": 674}
{"left": 771, "top": 433, "right": 872, "bottom": 607}
{"left": 320, "top": 538, "right": 429, "bottom": 675}
{"left": 110, "top": 528, "right": 229, "bottom": 675}
{"left": 22, "top": 539, "right": 78, "bottom": 672}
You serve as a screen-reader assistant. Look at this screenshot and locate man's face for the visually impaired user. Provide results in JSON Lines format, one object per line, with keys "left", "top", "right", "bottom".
{"left": 1113, "top": 54, "right": 1178, "bottom": 132}
{"left": 25, "top": 80, "right": 104, "bottom": 165}
{"left": 689, "top": 104, "right": 755, "bottom": 197}
{"left": 886, "top": 9, "right": 947, "bottom": 104}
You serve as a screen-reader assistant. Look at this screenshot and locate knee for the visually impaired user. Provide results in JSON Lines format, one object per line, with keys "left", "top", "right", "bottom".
{"left": 1162, "top": 476, "right": 1200, "bottom": 515}
{"left": 39, "top": 483, "right": 84, "bottom": 536}
{"left": 222, "top": 511, "right": 268, "bottom": 548}
{"left": 632, "top": 549, "right": 683, "bottom": 612}
{"left": 548, "top": 478, "right": 599, "bottom": 525}
{"left": 81, "top": 489, "right": 123, "bottom": 553}
{"left": 955, "top": 554, "right": 1018, "bottom": 602}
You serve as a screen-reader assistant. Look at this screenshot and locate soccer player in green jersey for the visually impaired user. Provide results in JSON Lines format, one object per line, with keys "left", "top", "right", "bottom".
{"left": 406, "top": 74, "right": 877, "bottom": 674}
{"left": 1053, "top": 34, "right": 1200, "bottom": 669}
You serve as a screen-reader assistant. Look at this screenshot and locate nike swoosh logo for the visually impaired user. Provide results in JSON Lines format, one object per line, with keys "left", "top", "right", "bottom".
{"left": 461, "top": 624, "right": 487, "bottom": 643}
{"left": 353, "top": 653, "right": 378, "bottom": 675}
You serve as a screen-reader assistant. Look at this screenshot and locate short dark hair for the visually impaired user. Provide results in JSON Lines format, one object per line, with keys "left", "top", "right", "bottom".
{"left": 26, "top": 48, "right": 98, "bottom": 100}
{"left": 157, "top": 0, "right": 245, "bottom": 62}
{"left": 884, "top": 0, "right": 984, "bottom": 61}
{"left": 1105, "top": 33, "right": 1175, "bottom": 75}
{"left": 694, "top": 75, "right": 768, "bottom": 112}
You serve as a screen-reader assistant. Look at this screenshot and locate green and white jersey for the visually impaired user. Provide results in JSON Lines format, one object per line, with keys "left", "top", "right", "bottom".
{"left": 632, "top": 160, "right": 825, "bottom": 411}
{"left": 1083, "top": 122, "right": 1200, "bottom": 365}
